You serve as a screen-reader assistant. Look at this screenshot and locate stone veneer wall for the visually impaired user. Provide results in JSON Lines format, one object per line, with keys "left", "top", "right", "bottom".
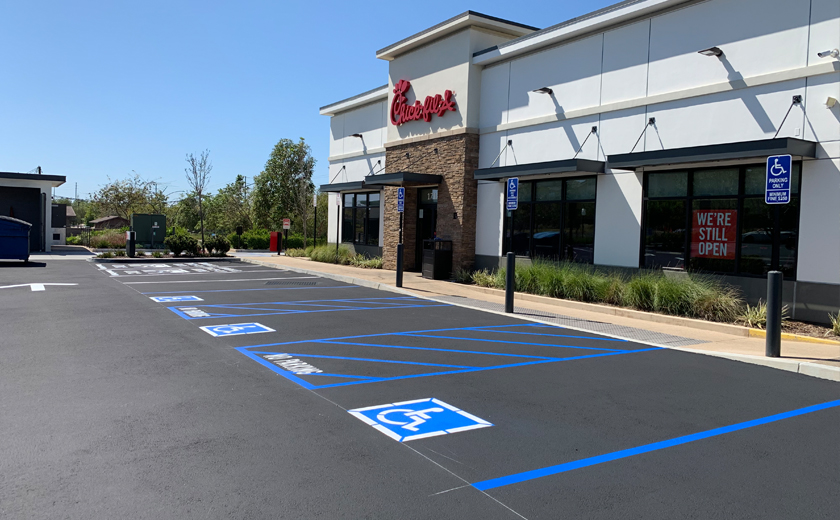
{"left": 382, "top": 132, "right": 479, "bottom": 271}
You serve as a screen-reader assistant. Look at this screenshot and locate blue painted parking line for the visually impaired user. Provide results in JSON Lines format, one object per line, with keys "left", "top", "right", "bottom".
{"left": 141, "top": 286, "right": 357, "bottom": 295}
{"left": 236, "top": 320, "right": 664, "bottom": 389}
{"left": 394, "top": 333, "right": 622, "bottom": 352}
{"left": 476, "top": 329, "right": 627, "bottom": 342}
{"left": 472, "top": 399, "right": 840, "bottom": 491}
{"left": 168, "top": 297, "right": 449, "bottom": 320}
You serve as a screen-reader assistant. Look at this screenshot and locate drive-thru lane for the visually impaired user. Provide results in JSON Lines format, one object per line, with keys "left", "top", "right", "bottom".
{"left": 1, "top": 259, "right": 837, "bottom": 519}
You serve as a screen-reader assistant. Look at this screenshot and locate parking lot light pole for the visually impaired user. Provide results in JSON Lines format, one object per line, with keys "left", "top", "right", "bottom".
{"left": 396, "top": 212, "right": 404, "bottom": 288}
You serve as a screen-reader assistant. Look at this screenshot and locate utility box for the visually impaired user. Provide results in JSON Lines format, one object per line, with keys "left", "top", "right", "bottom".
{"left": 131, "top": 214, "right": 166, "bottom": 248}
{"left": 0, "top": 215, "right": 32, "bottom": 262}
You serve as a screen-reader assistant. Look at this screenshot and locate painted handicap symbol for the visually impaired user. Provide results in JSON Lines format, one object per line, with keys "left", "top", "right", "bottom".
{"left": 200, "top": 322, "right": 275, "bottom": 337}
{"left": 349, "top": 398, "right": 492, "bottom": 442}
{"left": 149, "top": 295, "right": 203, "bottom": 303}
{"left": 770, "top": 159, "right": 786, "bottom": 176}
{"left": 376, "top": 407, "right": 445, "bottom": 432}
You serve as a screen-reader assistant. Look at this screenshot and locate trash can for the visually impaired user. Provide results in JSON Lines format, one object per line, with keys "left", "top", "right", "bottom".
{"left": 269, "top": 232, "right": 280, "bottom": 252}
{"left": 0, "top": 215, "right": 32, "bottom": 262}
{"left": 422, "top": 239, "right": 452, "bottom": 280}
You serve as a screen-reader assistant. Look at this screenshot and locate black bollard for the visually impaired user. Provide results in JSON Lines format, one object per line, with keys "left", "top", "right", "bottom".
{"left": 766, "top": 271, "right": 783, "bottom": 357}
{"left": 505, "top": 252, "right": 515, "bottom": 313}
{"left": 396, "top": 243, "right": 404, "bottom": 288}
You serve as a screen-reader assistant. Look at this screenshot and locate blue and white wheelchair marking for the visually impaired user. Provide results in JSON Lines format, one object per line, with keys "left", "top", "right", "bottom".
{"left": 348, "top": 398, "right": 492, "bottom": 442}
{"left": 149, "top": 295, "right": 204, "bottom": 303}
{"left": 200, "top": 322, "right": 275, "bottom": 337}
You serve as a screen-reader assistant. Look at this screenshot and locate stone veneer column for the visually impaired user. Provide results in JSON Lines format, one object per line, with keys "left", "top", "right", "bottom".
{"left": 382, "top": 132, "right": 479, "bottom": 272}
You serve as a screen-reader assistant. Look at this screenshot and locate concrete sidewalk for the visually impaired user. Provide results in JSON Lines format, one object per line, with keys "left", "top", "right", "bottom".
{"left": 232, "top": 252, "right": 840, "bottom": 381}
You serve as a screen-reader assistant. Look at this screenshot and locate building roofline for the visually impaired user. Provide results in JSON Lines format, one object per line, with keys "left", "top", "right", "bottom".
{"left": 319, "top": 84, "right": 389, "bottom": 116}
{"left": 473, "top": 0, "right": 694, "bottom": 65}
{"left": 376, "top": 11, "right": 538, "bottom": 61}
{"left": 0, "top": 171, "right": 66, "bottom": 187}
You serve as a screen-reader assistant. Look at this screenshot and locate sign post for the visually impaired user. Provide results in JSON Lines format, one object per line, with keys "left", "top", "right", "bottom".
{"left": 505, "top": 178, "right": 518, "bottom": 313}
{"left": 312, "top": 192, "right": 317, "bottom": 249}
{"left": 396, "top": 187, "right": 405, "bottom": 288}
{"left": 763, "top": 155, "right": 791, "bottom": 356}
{"left": 282, "top": 218, "right": 291, "bottom": 254}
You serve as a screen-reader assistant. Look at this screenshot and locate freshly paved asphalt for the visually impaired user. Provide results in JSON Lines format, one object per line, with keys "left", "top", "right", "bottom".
{"left": 1, "top": 259, "right": 838, "bottom": 519}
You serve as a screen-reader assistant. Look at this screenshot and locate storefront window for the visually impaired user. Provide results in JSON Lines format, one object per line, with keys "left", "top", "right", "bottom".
{"left": 341, "top": 192, "right": 381, "bottom": 246}
{"left": 642, "top": 164, "right": 802, "bottom": 278}
{"left": 504, "top": 177, "right": 597, "bottom": 263}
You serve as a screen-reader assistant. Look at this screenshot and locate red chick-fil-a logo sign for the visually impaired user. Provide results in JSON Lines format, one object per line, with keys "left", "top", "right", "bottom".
{"left": 390, "top": 79, "right": 456, "bottom": 126}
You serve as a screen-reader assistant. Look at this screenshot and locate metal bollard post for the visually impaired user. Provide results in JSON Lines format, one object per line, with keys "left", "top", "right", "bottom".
{"left": 505, "top": 252, "right": 515, "bottom": 313}
{"left": 766, "top": 270, "right": 783, "bottom": 358}
{"left": 396, "top": 244, "right": 404, "bottom": 288}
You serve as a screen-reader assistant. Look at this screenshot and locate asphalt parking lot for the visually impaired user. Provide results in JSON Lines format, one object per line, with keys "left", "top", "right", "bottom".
{"left": 1, "top": 258, "right": 838, "bottom": 519}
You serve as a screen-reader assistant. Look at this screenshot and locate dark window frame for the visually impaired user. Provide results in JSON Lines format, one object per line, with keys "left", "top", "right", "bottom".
{"left": 639, "top": 163, "right": 802, "bottom": 279}
{"left": 341, "top": 192, "right": 380, "bottom": 246}
{"left": 503, "top": 176, "right": 597, "bottom": 264}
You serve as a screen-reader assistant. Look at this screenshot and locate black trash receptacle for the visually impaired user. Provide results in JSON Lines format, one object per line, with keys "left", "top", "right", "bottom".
{"left": 421, "top": 239, "right": 452, "bottom": 280}
{"left": 0, "top": 215, "right": 32, "bottom": 262}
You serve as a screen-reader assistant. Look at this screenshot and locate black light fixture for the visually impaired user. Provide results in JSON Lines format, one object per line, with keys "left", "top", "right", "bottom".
{"left": 350, "top": 133, "right": 363, "bottom": 138}
{"left": 697, "top": 46, "right": 723, "bottom": 57}
{"left": 532, "top": 87, "right": 553, "bottom": 95}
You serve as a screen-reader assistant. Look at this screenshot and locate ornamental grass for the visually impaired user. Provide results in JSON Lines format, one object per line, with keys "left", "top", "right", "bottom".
{"left": 471, "top": 260, "right": 744, "bottom": 323}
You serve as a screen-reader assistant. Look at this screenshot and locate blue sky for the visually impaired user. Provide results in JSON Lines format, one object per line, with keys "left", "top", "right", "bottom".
{"left": 1, "top": 0, "right": 615, "bottom": 200}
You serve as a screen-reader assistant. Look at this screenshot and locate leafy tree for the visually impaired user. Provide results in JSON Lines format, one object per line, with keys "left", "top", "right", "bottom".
{"left": 92, "top": 173, "right": 163, "bottom": 220}
{"left": 185, "top": 150, "right": 212, "bottom": 252}
{"left": 252, "top": 138, "right": 315, "bottom": 234}
{"left": 205, "top": 175, "right": 252, "bottom": 234}
{"left": 168, "top": 192, "right": 204, "bottom": 232}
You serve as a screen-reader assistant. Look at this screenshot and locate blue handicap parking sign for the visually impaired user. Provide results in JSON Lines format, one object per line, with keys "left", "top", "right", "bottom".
{"left": 397, "top": 187, "right": 405, "bottom": 213}
{"left": 200, "top": 322, "right": 275, "bottom": 337}
{"left": 149, "top": 295, "right": 203, "bottom": 303}
{"left": 765, "top": 154, "right": 792, "bottom": 204}
{"left": 348, "top": 398, "right": 492, "bottom": 442}
{"left": 506, "top": 177, "right": 519, "bottom": 210}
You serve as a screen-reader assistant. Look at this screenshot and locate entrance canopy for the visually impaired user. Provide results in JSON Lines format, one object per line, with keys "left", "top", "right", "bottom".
{"left": 319, "top": 181, "right": 365, "bottom": 193}
{"left": 473, "top": 158, "right": 605, "bottom": 181}
{"left": 363, "top": 172, "right": 443, "bottom": 186}
{"left": 608, "top": 137, "right": 817, "bottom": 170}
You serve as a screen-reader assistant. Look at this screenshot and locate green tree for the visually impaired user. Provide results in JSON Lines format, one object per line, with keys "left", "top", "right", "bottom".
{"left": 205, "top": 175, "right": 252, "bottom": 235}
{"left": 92, "top": 173, "right": 166, "bottom": 220}
{"left": 252, "top": 138, "right": 315, "bottom": 235}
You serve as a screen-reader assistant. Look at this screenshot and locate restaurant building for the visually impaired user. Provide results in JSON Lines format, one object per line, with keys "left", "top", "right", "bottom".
{"left": 319, "top": 0, "right": 840, "bottom": 323}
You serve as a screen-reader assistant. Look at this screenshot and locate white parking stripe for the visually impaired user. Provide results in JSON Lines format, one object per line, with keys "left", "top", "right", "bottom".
{"left": 121, "top": 276, "right": 320, "bottom": 285}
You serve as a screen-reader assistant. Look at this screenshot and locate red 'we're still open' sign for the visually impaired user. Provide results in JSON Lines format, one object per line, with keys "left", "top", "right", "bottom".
{"left": 691, "top": 210, "right": 737, "bottom": 259}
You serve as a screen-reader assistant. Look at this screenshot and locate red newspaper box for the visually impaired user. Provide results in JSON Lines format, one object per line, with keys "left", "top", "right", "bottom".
{"left": 269, "top": 231, "right": 280, "bottom": 252}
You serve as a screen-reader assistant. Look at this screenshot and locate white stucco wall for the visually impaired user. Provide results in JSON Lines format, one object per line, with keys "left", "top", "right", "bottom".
{"left": 475, "top": 181, "right": 504, "bottom": 257}
{"left": 593, "top": 171, "right": 643, "bottom": 267}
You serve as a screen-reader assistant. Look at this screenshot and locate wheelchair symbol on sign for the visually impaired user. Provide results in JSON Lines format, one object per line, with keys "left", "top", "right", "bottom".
{"left": 769, "top": 158, "right": 786, "bottom": 176}
{"left": 376, "top": 407, "right": 444, "bottom": 431}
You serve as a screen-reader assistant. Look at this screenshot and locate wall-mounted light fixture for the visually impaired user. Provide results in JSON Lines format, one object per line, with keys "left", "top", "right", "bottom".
{"left": 697, "top": 46, "right": 723, "bottom": 57}
{"left": 350, "top": 133, "right": 363, "bottom": 138}
{"left": 532, "top": 87, "right": 553, "bottom": 95}
{"left": 816, "top": 49, "right": 839, "bottom": 59}
{"left": 827, "top": 97, "right": 838, "bottom": 109}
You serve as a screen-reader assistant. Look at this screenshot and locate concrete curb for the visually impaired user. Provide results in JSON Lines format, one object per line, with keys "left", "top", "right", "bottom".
{"left": 669, "top": 348, "right": 840, "bottom": 382}
{"left": 89, "top": 257, "right": 242, "bottom": 264}
{"left": 239, "top": 258, "right": 412, "bottom": 296}
{"left": 747, "top": 328, "right": 840, "bottom": 346}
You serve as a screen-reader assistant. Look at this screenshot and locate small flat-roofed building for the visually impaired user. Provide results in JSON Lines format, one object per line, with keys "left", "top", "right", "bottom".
{"left": 0, "top": 171, "right": 67, "bottom": 252}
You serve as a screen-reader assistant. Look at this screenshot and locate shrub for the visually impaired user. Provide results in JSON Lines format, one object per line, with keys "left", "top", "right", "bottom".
{"left": 204, "top": 236, "right": 231, "bottom": 256}
{"left": 152, "top": 251, "right": 163, "bottom": 258}
{"left": 453, "top": 267, "right": 473, "bottom": 284}
{"left": 114, "top": 249, "right": 127, "bottom": 257}
{"left": 242, "top": 229, "right": 270, "bottom": 250}
{"left": 739, "top": 300, "right": 789, "bottom": 329}
{"left": 285, "top": 248, "right": 307, "bottom": 257}
{"left": 66, "top": 235, "right": 82, "bottom": 245}
{"left": 134, "top": 250, "right": 145, "bottom": 257}
{"left": 829, "top": 312, "right": 840, "bottom": 337}
{"left": 91, "top": 230, "right": 126, "bottom": 249}
{"left": 284, "top": 233, "right": 305, "bottom": 250}
{"left": 471, "top": 269, "right": 497, "bottom": 288}
{"left": 164, "top": 234, "right": 200, "bottom": 257}
{"left": 228, "top": 233, "right": 242, "bottom": 249}
{"left": 351, "top": 255, "right": 383, "bottom": 269}
{"left": 304, "top": 245, "right": 315, "bottom": 256}
{"left": 97, "top": 251, "right": 114, "bottom": 258}
{"left": 623, "top": 273, "right": 658, "bottom": 311}
{"left": 309, "top": 245, "right": 354, "bottom": 264}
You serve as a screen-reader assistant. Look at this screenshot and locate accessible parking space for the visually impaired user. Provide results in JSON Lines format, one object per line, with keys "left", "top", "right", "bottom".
{"left": 4, "top": 258, "right": 836, "bottom": 518}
